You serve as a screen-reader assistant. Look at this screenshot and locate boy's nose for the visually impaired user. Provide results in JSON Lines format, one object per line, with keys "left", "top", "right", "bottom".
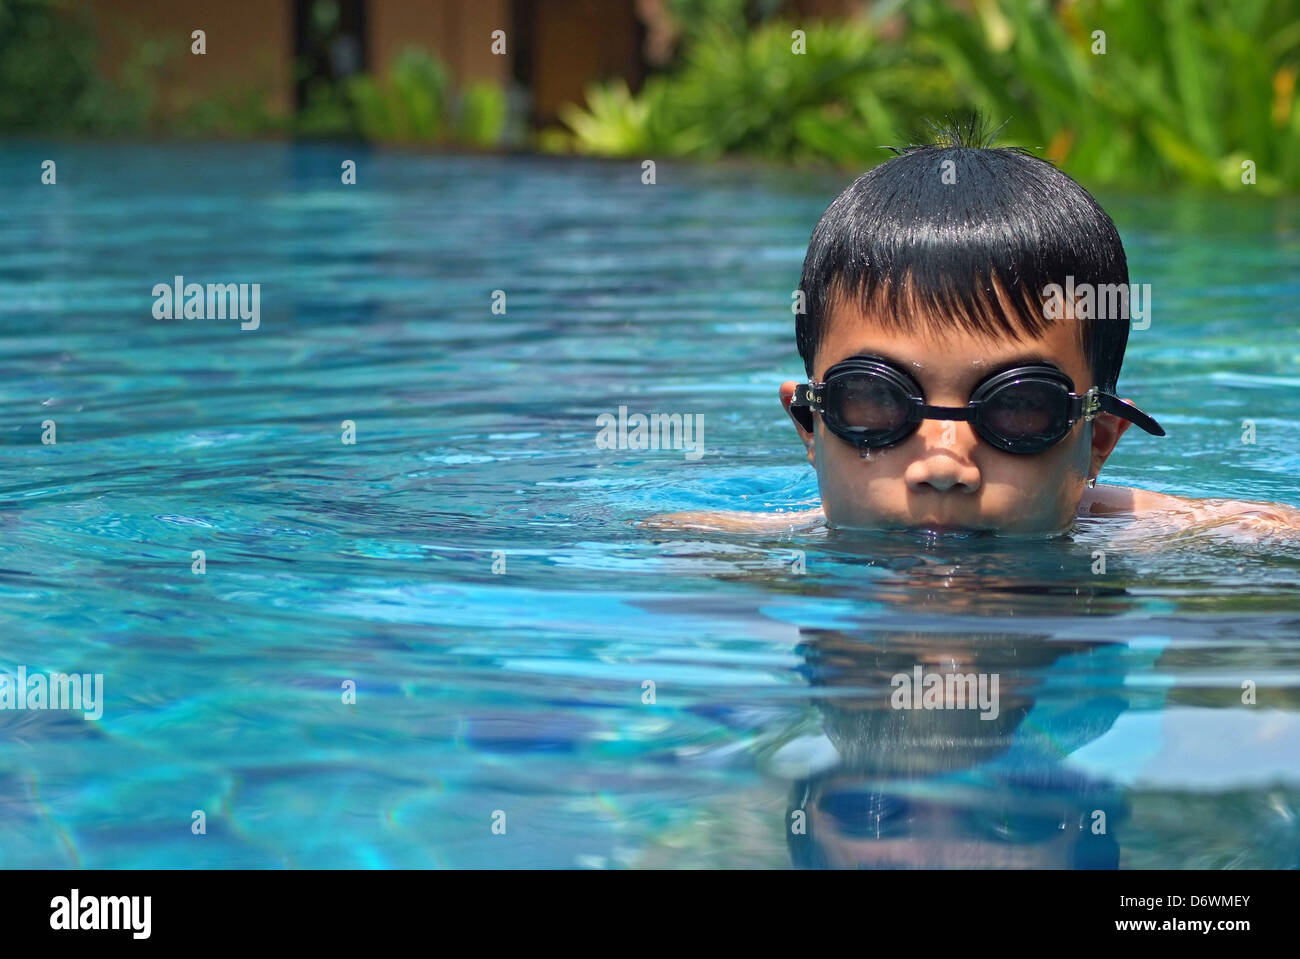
{"left": 903, "top": 419, "right": 982, "bottom": 494}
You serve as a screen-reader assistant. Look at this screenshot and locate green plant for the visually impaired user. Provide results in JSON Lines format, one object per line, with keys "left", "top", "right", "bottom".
{"left": 346, "top": 48, "right": 450, "bottom": 141}
{"left": 908, "top": 0, "right": 1300, "bottom": 191}
{"left": 0, "top": 0, "right": 117, "bottom": 131}
{"left": 457, "top": 81, "right": 508, "bottom": 146}
{"left": 551, "top": 0, "right": 1300, "bottom": 192}
{"left": 292, "top": 48, "right": 507, "bottom": 145}
{"left": 294, "top": 80, "right": 356, "bottom": 137}
{"left": 173, "top": 85, "right": 283, "bottom": 137}
{"left": 555, "top": 18, "right": 945, "bottom": 162}
{"left": 557, "top": 78, "right": 657, "bottom": 155}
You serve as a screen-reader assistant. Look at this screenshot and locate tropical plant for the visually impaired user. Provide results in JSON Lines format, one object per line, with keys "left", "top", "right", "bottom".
{"left": 0, "top": 0, "right": 147, "bottom": 132}
{"left": 557, "top": 17, "right": 950, "bottom": 161}
{"left": 551, "top": 0, "right": 1300, "bottom": 192}
{"left": 908, "top": 0, "right": 1300, "bottom": 191}
{"left": 345, "top": 48, "right": 450, "bottom": 141}
{"left": 457, "top": 81, "right": 509, "bottom": 147}
{"left": 331, "top": 49, "right": 507, "bottom": 146}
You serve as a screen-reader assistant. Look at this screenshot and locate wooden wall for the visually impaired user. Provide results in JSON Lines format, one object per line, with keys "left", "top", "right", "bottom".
{"left": 85, "top": 0, "right": 295, "bottom": 115}
{"left": 369, "top": 0, "right": 511, "bottom": 86}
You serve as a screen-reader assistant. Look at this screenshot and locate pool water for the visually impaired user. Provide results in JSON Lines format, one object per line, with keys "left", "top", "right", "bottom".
{"left": 1, "top": 142, "right": 1298, "bottom": 868}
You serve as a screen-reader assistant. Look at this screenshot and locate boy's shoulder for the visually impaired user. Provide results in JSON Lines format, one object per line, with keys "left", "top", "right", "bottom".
{"left": 1079, "top": 484, "right": 1176, "bottom": 515}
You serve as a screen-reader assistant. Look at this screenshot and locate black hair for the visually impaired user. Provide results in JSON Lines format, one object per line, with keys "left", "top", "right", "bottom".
{"left": 795, "top": 115, "right": 1132, "bottom": 394}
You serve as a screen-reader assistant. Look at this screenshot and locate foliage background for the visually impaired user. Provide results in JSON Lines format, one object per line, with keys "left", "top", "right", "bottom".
{"left": 2, "top": 0, "right": 1297, "bottom": 192}
{"left": 554, "top": 0, "right": 1300, "bottom": 193}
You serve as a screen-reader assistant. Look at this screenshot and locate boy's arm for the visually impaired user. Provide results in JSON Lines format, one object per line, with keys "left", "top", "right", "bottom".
{"left": 637, "top": 506, "right": 825, "bottom": 533}
{"left": 641, "top": 487, "right": 1300, "bottom": 534}
{"left": 1082, "top": 484, "right": 1300, "bottom": 529}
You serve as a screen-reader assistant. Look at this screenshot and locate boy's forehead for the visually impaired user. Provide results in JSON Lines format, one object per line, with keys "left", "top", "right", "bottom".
{"left": 816, "top": 305, "right": 1089, "bottom": 384}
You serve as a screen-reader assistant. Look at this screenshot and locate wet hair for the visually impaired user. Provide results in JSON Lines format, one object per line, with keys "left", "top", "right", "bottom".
{"left": 795, "top": 115, "right": 1132, "bottom": 394}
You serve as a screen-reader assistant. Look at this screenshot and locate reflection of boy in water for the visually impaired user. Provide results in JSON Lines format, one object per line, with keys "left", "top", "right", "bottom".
{"left": 782, "top": 629, "right": 1130, "bottom": 868}
{"left": 789, "top": 763, "right": 1126, "bottom": 869}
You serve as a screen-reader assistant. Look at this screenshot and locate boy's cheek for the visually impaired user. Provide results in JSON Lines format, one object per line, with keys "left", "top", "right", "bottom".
{"left": 978, "top": 455, "right": 1088, "bottom": 531}
{"left": 814, "top": 439, "right": 899, "bottom": 526}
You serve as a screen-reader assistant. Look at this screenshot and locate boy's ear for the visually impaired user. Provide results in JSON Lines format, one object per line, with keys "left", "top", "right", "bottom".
{"left": 780, "top": 381, "right": 817, "bottom": 465}
{"left": 1088, "top": 397, "right": 1134, "bottom": 479}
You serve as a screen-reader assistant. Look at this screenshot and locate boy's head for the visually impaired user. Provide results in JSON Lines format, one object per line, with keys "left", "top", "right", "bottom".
{"left": 781, "top": 119, "right": 1160, "bottom": 534}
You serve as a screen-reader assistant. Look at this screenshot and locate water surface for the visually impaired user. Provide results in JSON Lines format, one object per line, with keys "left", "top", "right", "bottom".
{"left": 0, "top": 143, "right": 1297, "bottom": 867}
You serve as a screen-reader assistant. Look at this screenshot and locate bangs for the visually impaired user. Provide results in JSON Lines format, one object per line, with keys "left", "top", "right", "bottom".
{"left": 824, "top": 266, "right": 1056, "bottom": 355}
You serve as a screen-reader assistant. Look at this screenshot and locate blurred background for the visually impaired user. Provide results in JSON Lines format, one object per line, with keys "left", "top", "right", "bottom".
{"left": 4, "top": 0, "right": 1298, "bottom": 192}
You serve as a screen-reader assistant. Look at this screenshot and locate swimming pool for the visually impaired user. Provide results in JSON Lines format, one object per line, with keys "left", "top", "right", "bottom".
{"left": 1, "top": 142, "right": 1297, "bottom": 867}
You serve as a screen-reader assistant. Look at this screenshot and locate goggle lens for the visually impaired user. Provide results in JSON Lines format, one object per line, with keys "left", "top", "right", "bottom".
{"left": 834, "top": 376, "right": 912, "bottom": 433}
{"left": 979, "top": 380, "right": 1069, "bottom": 443}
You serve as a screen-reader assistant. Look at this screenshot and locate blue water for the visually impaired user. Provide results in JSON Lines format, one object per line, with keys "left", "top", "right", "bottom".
{"left": 1, "top": 142, "right": 1298, "bottom": 868}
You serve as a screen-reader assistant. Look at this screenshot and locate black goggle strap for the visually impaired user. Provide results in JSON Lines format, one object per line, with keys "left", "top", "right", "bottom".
{"left": 788, "top": 383, "right": 821, "bottom": 431}
{"left": 1093, "top": 390, "right": 1167, "bottom": 437}
{"left": 790, "top": 384, "right": 823, "bottom": 411}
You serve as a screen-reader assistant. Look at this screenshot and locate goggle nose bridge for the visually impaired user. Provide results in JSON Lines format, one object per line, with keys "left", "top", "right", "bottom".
{"left": 909, "top": 403, "right": 981, "bottom": 423}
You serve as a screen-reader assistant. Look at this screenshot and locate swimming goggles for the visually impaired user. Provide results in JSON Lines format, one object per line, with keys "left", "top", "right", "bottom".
{"left": 816, "top": 789, "right": 1075, "bottom": 842}
{"left": 790, "top": 354, "right": 1166, "bottom": 455}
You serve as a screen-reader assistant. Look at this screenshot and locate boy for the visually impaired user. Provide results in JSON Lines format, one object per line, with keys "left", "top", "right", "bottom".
{"left": 650, "top": 122, "right": 1300, "bottom": 537}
